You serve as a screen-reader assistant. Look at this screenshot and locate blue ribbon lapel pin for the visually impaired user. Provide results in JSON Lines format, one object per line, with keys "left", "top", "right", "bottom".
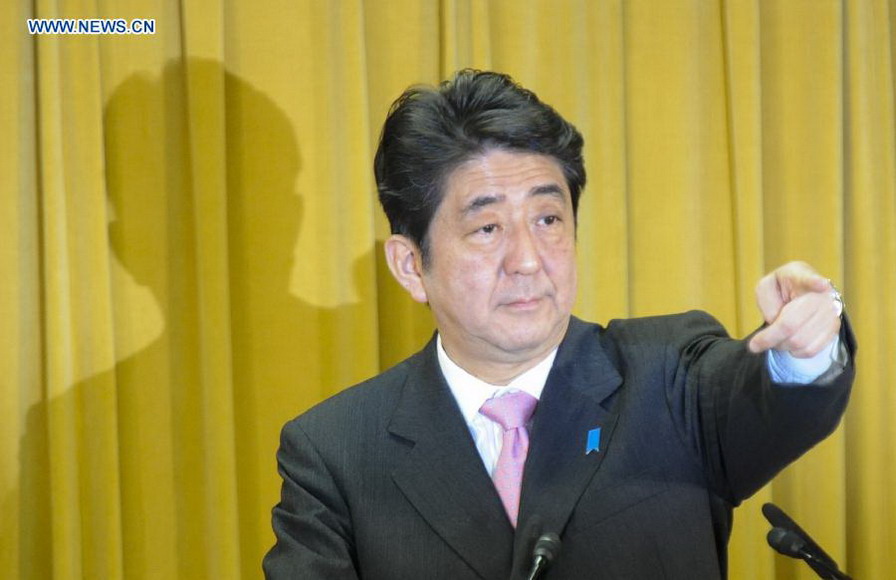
{"left": 585, "top": 427, "right": 602, "bottom": 455}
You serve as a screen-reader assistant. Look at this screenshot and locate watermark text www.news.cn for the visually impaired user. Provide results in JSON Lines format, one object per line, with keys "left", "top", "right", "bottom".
{"left": 27, "top": 19, "right": 155, "bottom": 35}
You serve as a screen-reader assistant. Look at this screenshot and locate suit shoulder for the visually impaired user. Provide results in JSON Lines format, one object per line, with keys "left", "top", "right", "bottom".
{"left": 603, "top": 310, "right": 730, "bottom": 345}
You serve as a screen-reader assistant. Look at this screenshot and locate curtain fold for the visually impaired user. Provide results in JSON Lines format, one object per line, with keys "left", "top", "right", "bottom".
{"left": 3, "top": 1, "right": 894, "bottom": 578}
{"left": 842, "top": 2, "right": 896, "bottom": 578}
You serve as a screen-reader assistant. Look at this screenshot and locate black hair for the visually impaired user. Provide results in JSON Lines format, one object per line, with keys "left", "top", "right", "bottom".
{"left": 373, "top": 69, "right": 586, "bottom": 267}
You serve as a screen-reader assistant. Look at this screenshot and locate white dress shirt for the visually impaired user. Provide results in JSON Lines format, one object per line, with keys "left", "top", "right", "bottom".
{"left": 767, "top": 336, "right": 844, "bottom": 384}
{"left": 437, "top": 335, "right": 556, "bottom": 476}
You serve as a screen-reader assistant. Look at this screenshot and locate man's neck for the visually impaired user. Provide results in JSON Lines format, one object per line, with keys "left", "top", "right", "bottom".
{"left": 438, "top": 337, "right": 562, "bottom": 386}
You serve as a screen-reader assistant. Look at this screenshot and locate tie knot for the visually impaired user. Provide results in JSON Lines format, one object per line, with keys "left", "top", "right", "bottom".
{"left": 479, "top": 391, "right": 538, "bottom": 431}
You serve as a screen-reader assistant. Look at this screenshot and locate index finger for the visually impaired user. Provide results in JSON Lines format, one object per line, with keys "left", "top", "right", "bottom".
{"left": 755, "top": 272, "right": 785, "bottom": 324}
{"left": 748, "top": 321, "right": 789, "bottom": 354}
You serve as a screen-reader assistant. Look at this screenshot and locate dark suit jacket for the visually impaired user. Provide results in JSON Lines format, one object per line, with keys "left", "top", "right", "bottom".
{"left": 264, "top": 311, "right": 855, "bottom": 579}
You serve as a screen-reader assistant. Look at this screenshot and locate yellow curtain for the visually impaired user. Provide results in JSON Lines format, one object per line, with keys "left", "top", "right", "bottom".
{"left": 2, "top": 1, "right": 893, "bottom": 578}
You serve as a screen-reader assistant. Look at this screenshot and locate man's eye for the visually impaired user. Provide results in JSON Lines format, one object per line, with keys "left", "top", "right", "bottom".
{"left": 541, "top": 215, "right": 560, "bottom": 226}
{"left": 479, "top": 224, "right": 498, "bottom": 234}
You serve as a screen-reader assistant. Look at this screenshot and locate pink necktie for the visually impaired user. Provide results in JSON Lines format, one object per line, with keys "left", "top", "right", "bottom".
{"left": 479, "top": 391, "right": 538, "bottom": 528}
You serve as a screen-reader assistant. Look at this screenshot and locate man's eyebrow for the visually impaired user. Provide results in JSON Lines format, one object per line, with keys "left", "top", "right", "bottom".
{"left": 461, "top": 194, "right": 505, "bottom": 215}
{"left": 530, "top": 183, "right": 565, "bottom": 198}
{"left": 459, "top": 183, "right": 566, "bottom": 216}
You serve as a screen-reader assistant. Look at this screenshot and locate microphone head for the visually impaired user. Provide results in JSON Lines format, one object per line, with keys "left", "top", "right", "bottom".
{"left": 762, "top": 502, "right": 794, "bottom": 529}
{"left": 767, "top": 527, "right": 806, "bottom": 558}
{"left": 533, "top": 532, "right": 562, "bottom": 563}
{"left": 761, "top": 502, "right": 837, "bottom": 567}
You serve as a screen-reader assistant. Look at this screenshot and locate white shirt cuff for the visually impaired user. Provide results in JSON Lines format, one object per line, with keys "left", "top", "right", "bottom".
{"left": 766, "top": 335, "right": 844, "bottom": 385}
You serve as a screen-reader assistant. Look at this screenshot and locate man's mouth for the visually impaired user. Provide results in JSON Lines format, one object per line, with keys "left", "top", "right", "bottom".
{"left": 504, "top": 296, "right": 543, "bottom": 310}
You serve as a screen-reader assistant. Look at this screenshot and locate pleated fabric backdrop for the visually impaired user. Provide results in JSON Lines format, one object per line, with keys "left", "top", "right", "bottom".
{"left": 2, "top": 1, "right": 894, "bottom": 578}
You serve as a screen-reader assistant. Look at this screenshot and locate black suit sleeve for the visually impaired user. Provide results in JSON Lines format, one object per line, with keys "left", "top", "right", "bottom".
{"left": 263, "top": 419, "right": 359, "bottom": 580}
{"left": 667, "top": 311, "right": 856, "bottom": 503}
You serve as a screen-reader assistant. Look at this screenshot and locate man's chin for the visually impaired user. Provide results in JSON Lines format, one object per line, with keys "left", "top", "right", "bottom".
{"left": 494, "top": 319, "right": 569, "bottom": 356}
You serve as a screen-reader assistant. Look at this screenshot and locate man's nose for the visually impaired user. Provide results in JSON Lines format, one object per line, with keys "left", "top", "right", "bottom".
{"left": 504, "top": 225, "right": 541, "bottom": 275}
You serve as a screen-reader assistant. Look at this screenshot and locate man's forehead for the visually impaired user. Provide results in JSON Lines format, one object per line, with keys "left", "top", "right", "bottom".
{"left": 443, "top": 151, "right": 570, "bottom": 208}
{"left": 458, "top": 184, "right": 567, "bottom": 216}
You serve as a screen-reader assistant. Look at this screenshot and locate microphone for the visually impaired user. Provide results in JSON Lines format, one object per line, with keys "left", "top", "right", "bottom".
{"left": 762, "top": 503, "right": 852, "bottom": 580}
{"left": 526, "top": 532, "right": 561, "bottom": 580}
{"left": 767, "top": 527, "right": 807, "bottom": 557}
{"left": 762, "top": 503, "right": 836, "bottom": 566}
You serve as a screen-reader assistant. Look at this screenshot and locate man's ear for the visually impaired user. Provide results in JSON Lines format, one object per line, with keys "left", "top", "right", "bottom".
{"left": 383, "top": 235, "right": 428, "bottom": 304}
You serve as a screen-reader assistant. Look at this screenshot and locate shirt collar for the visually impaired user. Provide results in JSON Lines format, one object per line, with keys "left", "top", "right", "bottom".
{"left": 436, "top": 334, "right": 558, "bottom": 425}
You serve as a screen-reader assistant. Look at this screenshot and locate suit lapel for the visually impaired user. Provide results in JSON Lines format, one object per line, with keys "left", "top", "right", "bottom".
{"left": 388, "top": 339, "right": 514, "bottom": 580}
{"left": 516, "top": 317, "right": 623, "bottom": 546}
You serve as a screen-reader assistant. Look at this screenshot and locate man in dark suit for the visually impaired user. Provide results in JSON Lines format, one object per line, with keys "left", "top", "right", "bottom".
{"left": 263, "top": 70, "right": 854, "bottom": 579}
